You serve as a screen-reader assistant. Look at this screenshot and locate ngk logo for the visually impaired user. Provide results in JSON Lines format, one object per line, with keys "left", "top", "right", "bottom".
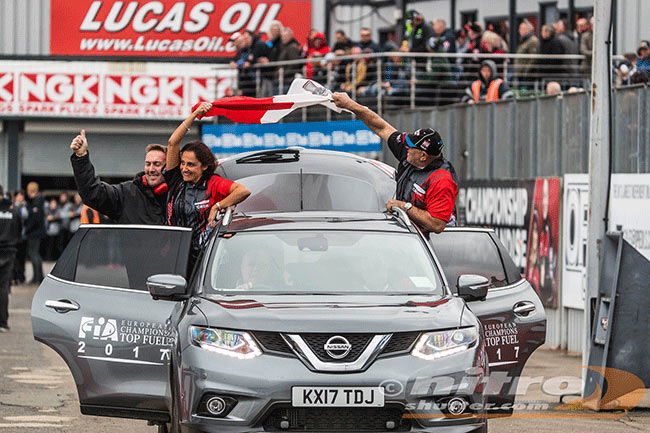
{"left": 79, "top": 1, "right": 281, "bottom": 35}
{"left": 19, "top": 73, "right": 99, "bottom": 103}
{"left": 0, "top": 73, "right": 14, "bottom": 101}
{"left": 105, "top": 75, "right": 183, "bottom": 105}
{"left": 188, "top": 77, "right": 216, "bottom": 104}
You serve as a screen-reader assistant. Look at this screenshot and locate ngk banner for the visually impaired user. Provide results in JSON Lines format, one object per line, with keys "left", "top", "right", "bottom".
{"left": 0, "top": 60, "right": 235, "bottom": 120}
{"left": 50, "top": 0, "right": 312, "bottom": 58}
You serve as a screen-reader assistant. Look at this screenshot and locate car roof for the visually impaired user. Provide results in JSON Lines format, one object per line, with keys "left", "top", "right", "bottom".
{"left": 216, "top": 147, "right": 395, "bottom": 182}
{"left": 225, "top": 211, "right": 413, "bottom": 233}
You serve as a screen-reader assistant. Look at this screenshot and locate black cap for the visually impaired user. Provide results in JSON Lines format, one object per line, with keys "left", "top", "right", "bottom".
{"left": 404, "top": 128, "right": 444, "bottom": 156}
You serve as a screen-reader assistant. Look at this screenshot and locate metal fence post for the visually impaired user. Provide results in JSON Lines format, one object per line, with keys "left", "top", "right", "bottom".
{"left": 410, "top": 59, "right": 416, "bottom": 110}
{"left": 557, "top": 95, "right": 564, "bottom": 176}
{"left": 376, "top": 58, "right": 383, "bottom": 117}
{"left": 255, "top": 68, "right": 261, "bottom": 97}
{"left": 532, "top": 97, "right": 539, "bottom": 177}
{"left": 326, "top": 62, "right": 333, "bottom": 122}
{"left": 640, "top": 87, "right": 648, "bottom": 173}
{"left": 510, "top": 100, "right": 517, "bottom": 178}
{"left": 488, "top": 103, "right": 495, "bottom": 179}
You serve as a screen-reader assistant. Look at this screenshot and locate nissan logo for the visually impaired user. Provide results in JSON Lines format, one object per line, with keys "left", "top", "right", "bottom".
{"left": 324, "top": 336, "right": 352, "bottom": 359}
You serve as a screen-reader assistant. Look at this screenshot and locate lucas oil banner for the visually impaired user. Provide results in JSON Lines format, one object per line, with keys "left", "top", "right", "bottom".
{"left": 50, "top": 0, "right": 312, "bottom": 58}
{"left": 457, "top": 179, "right": 561, "bottom": 308}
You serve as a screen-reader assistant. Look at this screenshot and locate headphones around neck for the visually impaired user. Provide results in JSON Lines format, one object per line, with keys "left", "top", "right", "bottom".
{"left": 142, "top": 175, "right": 168, "bottom": 195}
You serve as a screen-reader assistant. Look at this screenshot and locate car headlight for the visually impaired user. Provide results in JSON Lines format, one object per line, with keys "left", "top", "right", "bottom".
{"left": 190, "top": 326, "right": 262, "bottom": 359}
{"left": 411, "top": 327, "right": 478, "bottom": 360}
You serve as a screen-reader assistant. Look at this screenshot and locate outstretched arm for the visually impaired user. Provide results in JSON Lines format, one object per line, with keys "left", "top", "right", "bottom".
{"left": 332, "top": 92, "right": 397, "bottom": 142}
{"left": 167, "top": 102, "right": 213, "bottom": 170}
{"left": 207, "top": 182, "right": 251, "bottom": 227}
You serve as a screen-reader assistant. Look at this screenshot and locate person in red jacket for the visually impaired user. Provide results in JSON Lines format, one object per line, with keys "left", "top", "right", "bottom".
{"left": 165, "top": 102, "right": 251, "bottom": 264}
{"left": 305, "top": 31, "right": 330, "bottom": 80}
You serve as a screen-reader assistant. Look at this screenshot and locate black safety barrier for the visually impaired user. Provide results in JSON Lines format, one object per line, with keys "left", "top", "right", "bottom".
{"left": 583, "top": 231, "right": 650, "bottom": 409}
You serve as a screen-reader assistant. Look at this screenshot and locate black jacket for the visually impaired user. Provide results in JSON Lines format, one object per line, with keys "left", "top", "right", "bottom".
{"left": 24, "top": 195, "right": 46, "bottom": 240}
{"left": 71, "top": 153, "right": 167, "bottom": 224}
{"left": 0, "top": 197, "right": 23, "bottom": 253}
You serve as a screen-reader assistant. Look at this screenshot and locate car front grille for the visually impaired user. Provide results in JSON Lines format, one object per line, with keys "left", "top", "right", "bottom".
{"left": 252, "top": 331, "right": 421, "bottom": 360}
{"left": 253, "top": 331, "right": 295, "bottom": 355}
{"left": 262, "top": 405, "right": 412, "bottom": 432}
{"left": 301, "top": 333, "right": 373, "bottom": 363}
{"left": 380, "top": 331, "right": 421, "bottom": 356}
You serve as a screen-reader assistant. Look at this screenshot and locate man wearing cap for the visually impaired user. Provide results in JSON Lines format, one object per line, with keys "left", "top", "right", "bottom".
{"left": 332, "top": 92, "right": 458, "bottom": 234}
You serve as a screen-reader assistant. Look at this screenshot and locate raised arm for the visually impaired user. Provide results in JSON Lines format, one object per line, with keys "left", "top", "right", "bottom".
{"left": 70, "top": 130, "right": 124, "bottom": 221}
{"left": 167, "top": 102, "right": 213, "bottom": 170}
{"left": 332, "top": 92, "right": 397, "bottom": 142}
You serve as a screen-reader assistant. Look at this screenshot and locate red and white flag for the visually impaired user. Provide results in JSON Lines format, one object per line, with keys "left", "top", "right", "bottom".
{"left": 191, "top": 79, "right": 346, "bottom": 124}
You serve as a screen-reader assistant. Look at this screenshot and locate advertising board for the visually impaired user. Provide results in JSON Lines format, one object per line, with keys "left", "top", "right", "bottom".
{"left": 203, "top": 120, "right": 382, "bottom": 156}
{"left": 50, "top": 0, "right": 312, "bottom": 58}
{"left": 0, "top": 60, "right": 235, "bottom": 120}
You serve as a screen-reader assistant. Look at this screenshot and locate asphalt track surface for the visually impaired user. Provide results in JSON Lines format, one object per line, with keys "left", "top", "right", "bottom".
{"left": 1, "top": 266, "right": 648, "bottom": 432}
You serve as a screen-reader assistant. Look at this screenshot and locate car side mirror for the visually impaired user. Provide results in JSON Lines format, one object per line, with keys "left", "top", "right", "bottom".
{"left": 147, "top": 274, "right": 188, "bottom": 301}
{"left": 456, "top": 274, "right": 489, "bottom": 301}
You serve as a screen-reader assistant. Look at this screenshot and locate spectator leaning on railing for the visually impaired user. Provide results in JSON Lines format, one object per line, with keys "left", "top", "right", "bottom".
{"left": 515, "top": 20, "right": 540, "bottom": 87}
{"left": 332, "top": 29, "right": 353, "bottom": 52}
{"left": 357, "top": 28, "right": 381, "bottom": 53}
{"left": 637, "top": 41, "right": 650, "bottom": 75}
{"left": 540, "top": 25, "right": 567, "bottom": 78}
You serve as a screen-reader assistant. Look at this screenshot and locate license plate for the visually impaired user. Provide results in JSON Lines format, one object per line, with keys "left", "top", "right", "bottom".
{"left": 292, "top": 386, "right": 384, "bottom": 407}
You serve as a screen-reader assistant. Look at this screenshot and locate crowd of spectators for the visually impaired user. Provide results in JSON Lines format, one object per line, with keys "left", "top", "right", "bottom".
{"left": 8, "top": 184, "right": 85, "bottom": 285}
{"left": 229, "top": 14, "right": 648, "bottom": 106}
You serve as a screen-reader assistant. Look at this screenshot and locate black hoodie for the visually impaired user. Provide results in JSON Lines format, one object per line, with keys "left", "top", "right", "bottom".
{"left": 71, "top": 152, "right": 167, "bottom": 224}
{"left": 0, "top": 197, "right": 22, "bottom": 253}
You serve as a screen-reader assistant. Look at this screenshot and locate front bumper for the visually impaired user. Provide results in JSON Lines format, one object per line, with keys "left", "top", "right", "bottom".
{"left": 176, "top": 342, "right": 487, "bottom": 432}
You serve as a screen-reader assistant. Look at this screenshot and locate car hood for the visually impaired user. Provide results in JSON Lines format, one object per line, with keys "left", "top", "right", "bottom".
{"left": 196, "top": 294, "right": 476, "bottom": 333}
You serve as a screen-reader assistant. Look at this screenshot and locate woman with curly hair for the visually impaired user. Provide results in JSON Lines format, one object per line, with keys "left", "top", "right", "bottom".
{"left": 165, "top": 102, "right": 250, "bottom": 262}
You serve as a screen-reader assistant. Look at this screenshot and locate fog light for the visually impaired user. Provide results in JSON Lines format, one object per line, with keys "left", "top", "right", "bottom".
{"left": 447, "top": 397, "right": 468, "bottom": 415}
{"left": 198, "top": 394, "right": 237, "bottom": 418}
{"left": 385, "top": 420, "right": 396, "bottom": 430}
{"left": 206, "top": 397, "right": 227, "bottom": 415}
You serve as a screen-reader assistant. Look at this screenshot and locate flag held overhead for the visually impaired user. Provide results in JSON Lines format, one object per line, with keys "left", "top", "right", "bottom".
{"left": 191, "top": 79, "right": 347, "bottom": 124}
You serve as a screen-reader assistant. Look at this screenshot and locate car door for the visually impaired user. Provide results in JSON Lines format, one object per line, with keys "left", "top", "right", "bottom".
{"left": 429, "top": 228, "right": 546, "bottom": 411}
{"left": 31, "top": 225, "right": 192, "bottom": 421}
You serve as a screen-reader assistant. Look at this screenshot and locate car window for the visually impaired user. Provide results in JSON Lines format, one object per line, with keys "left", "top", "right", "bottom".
{"left": 430, "top": 231, "right": 508, "bottom": 292}
{"left": 236, "top": 173, "right": 383, "bottom": 212}
{"left": 206, "top": 231, "right": 443, "bottom": 295}
{"left": 74, "top": 228, "right": 189, "bottom": 291}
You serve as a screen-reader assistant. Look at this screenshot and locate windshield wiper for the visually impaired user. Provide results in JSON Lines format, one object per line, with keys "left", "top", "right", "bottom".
{"left": 236, "top": 149, "right": 300, "bottom": 164}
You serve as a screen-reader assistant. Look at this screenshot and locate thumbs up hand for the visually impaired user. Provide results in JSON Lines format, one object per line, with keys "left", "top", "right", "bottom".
{"left": 71, "top": 129, "right": 88, "bottom": 157}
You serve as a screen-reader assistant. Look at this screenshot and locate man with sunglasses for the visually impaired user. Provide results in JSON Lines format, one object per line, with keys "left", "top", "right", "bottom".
{"left": 332, "top": 92, "right": 458, "bottom": 234}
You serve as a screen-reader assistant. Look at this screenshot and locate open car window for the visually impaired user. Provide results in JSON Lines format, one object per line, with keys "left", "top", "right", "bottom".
{"left": 430, "top": 231, "right": 509, "bottom": 292}
{"left": 205, "top": 231, "right": 443, "bottom": 295}
{"left": 51, "top": 226, "right": 191, "bottom": 291}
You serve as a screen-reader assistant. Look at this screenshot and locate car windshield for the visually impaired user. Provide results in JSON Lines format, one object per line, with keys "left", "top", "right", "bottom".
{"left": 205, "top": 231, "right": 443, "bottom": 295}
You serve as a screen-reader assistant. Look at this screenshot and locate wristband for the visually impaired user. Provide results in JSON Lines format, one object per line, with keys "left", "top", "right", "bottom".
{"left": 216, "top": 202, "right": 222, "bottom": 211}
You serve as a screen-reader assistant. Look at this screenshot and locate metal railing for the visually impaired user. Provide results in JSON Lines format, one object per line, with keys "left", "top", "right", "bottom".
{"left": 223, "top": 52, "right": 593, "bottom": 121}
{"left": 381, "top": 84, "right": 648, "bottom": 179}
